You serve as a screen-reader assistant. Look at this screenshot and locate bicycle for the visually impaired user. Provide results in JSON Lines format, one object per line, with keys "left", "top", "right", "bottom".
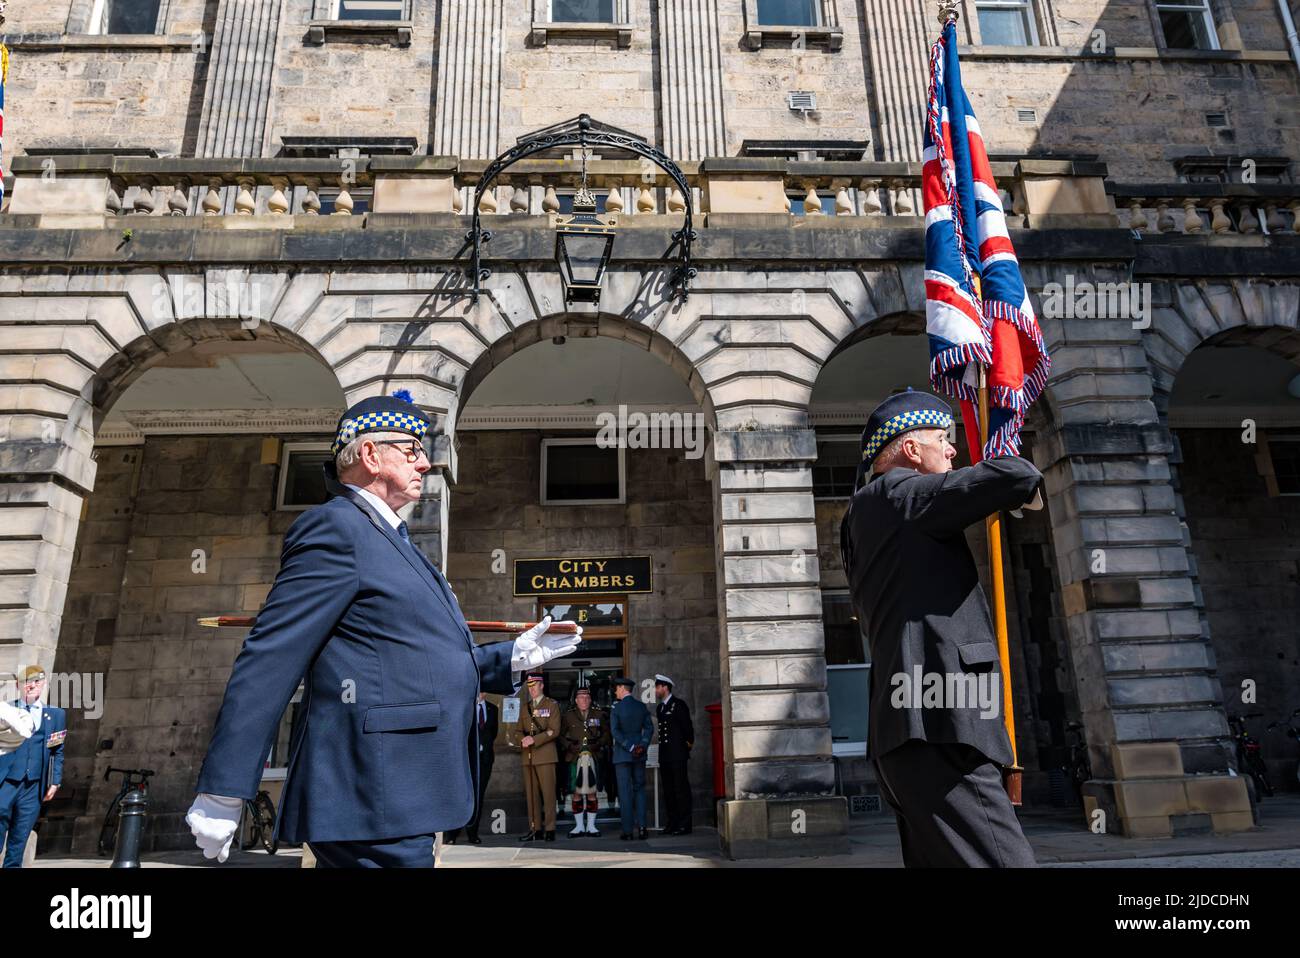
{"left": 1227, "top": 712, "right": 1273, "bottom": 800}
{"left": 1266, "top": 707, "right": 1300, "bottom": 789}
{"left": 1064, "top": 722, "right": 1093, "bottom": 806}
{"left": 242, "top": 790, "right": 278, "bottom": 855}
{"left": 97, "top": 766, "right": 155, "bottom": 857}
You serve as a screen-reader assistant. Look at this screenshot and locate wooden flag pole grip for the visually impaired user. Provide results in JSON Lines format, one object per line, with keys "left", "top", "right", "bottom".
{"left": 197, "top": 615, "right": 580, "bottom": 634}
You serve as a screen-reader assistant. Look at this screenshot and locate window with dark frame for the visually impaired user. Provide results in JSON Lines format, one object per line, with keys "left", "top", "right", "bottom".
{"left": 813, "top": 435, "right": 860, "bottom": 499}
{"left": 975, "top": 0, "right": 1039, "bottom": 46}
{"left": 1155, "top": 0, "right": 1219, "bottom": 50}
{"left": 335, "top": 0, "right": 405, "bottom": 20}
{"left": 542, "top": 440, "right": 623, "bottom": 504}
{"left": 757, "top": 0, "right": 819, "bottom": 26}
{"left": 551, "top": 0, "right": 615, "bottom": 22}
{"left": 94, "top": 0, "right": 163, "bottom": 34}
{"left": 278, "top": 445, "right": 334, "bottom": 510}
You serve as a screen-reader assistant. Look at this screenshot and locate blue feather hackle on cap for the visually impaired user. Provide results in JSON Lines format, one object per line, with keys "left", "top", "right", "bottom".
{"left": 391, "top": 389, "right": 414, "bottom": 403}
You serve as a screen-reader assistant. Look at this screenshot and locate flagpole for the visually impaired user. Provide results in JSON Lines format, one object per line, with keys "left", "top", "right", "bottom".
{"left": 978, "top": 368, "right": 1023, "bottom": 805}
{"left": 938, "top": 0, "right": 1024, "bottom": 805}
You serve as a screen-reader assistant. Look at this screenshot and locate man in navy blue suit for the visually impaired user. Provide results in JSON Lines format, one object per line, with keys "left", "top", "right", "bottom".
{"left": 0, "top": 666, "right": 66, "bottom": 868}
{"left": 186, "top": 392, "right": 582, "bottom": 867}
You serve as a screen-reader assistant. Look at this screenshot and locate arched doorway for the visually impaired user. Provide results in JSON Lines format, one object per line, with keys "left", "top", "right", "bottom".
{"left": 809, "top": 318, "right": 1076, "bottom": 810}
{"left": 43, "top": 322, "right": 346, "bottom": 855}
{"left": 446, "top": 316, "right": 718, "bottom": 833}
{"left": 1167, "top": 334, "right": 1300, "bottom": 791}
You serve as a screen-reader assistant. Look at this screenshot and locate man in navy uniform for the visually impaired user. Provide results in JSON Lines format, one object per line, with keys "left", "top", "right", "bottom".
{"left": 839, "top": 389, "right": 1042, "bottom": 868}
{"left": 0, "top": 666, "right": 66, "bottom": 867}
{"left": 653, "top": 674, "right": 694, "bottom": 835}
{"left": 610, "top": 676, "right": 653, "bottom": 841}
{"left": 186, "top": 392, "right": 581, "bottom": 867}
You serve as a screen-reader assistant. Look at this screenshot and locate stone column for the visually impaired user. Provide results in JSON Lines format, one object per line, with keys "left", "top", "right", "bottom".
{"left": 859, "top": 0, "right": 931, "bottom": 162}
{"left": 432, "top": 0, "right": 506, "bottom": 160}
{"left": 658, "top": 0, "right": 728, "bottom": 161}
{"left": 195, "top": 0, "right": 285, "bottom": 158}
{"left": 1031, "top": 271, "right": 1251, "bottom": 837}
{"left": 711, "top": 428, "right": 849, "bottom": 858}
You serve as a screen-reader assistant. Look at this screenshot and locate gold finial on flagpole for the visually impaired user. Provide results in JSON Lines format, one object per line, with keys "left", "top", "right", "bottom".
{"left": 937, "top": 0, "right": 960, "bottom": 25}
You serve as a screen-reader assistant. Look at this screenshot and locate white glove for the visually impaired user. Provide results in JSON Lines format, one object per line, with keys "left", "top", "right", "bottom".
{"left": 186, "top": 793, "right": 244, "bottom": 863}
{"left": 0, "top": 701, "right": 35, "bottom": 753}
{"left": 510, "top": 616, "right": 583, "bottom": 674}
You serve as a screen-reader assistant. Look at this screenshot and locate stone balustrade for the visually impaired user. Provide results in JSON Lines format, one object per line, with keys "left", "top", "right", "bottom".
{"left": 1109, "top": 182, "right": 1300, "bottom": 235}
{"left": 2, "top": 153, "right": 1129, "bottom": 226}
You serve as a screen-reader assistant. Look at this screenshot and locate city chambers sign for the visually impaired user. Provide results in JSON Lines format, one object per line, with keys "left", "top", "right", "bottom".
{"left": 514, "top": 556, "right": 653, "bottom": 597}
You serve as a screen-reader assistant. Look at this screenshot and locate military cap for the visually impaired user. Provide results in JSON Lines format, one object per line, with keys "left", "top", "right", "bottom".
{"left": 20, "top": 665, "right": 46, "bottom": 682}
{"left": 613, "top": 676, "right": 635, "bottom": 690}
{"left": 332, "top": 389, "right": 432, "bottom": 457}
{"left": 653, "top": 674, "right": 673, "bottom": 688}
{"left": 856, "top": 388, "right": 953, "bottom": 486}
{"left": 526, "top": 671, "right": 546, "bottom": 682}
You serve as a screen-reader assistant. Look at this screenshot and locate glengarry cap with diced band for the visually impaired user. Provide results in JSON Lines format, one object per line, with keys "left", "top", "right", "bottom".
{"left": 856, "top": 388, "right": 954, "bottom": 488}
{"left": 332, "top": 390, "right": 432, "bottom": 458}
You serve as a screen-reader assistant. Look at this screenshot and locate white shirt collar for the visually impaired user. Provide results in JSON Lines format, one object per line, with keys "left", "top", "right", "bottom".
{"left": 344, "top": 483, "right": 404, "bottom": 530}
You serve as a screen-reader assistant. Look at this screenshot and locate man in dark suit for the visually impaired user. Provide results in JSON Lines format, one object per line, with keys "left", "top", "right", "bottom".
{"left": 610, "top": 676, "right": 653, "bottom": 841}
{"left": 446, "top": 692, "right": 498, "bottom": 845}
{"left": 186, "top": 392, "right": 581, "bottom": 867}
{"left": 840, "top": 389, "right": 1042, "bottom": 868}
{"left": 653, "top": 674, "right": 694, "bottom": 835}
{"left": 0, "top": 666, "right": 66, "bottom": 868}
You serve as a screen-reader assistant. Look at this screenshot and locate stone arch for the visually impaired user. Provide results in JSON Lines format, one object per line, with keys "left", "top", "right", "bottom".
{"left": 453, "top": 310, "right": 717, "bottom": 433}
{"left": 1146, "top": 280, "right": 1300, "bottom": 419}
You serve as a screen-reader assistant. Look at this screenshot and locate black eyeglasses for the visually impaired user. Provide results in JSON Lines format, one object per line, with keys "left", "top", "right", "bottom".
{"left": 374, "top": 439, "right": 428, "bottom": 463}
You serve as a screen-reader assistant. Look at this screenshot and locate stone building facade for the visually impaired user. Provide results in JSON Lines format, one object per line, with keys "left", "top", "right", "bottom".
{"left": 0, "top": 0, "right": 1298, "bottom": 857}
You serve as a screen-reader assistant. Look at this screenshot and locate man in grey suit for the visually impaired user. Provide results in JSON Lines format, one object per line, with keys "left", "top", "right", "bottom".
{"left": 840, "top": 389, "right": 1043, "bottom": 867}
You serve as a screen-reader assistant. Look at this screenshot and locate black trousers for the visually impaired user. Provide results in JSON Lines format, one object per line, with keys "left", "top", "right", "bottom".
{"left": 447, "top": 757, "right": 494, "bottom": 842}
{"left": 660, "top": 759, "right": 692, "bottom": 832}
{"left": 309, "top": 834, "right": 436, "bottom": 868}
{"left": 873, "top": 740, "right": 1036, "bottom": 868}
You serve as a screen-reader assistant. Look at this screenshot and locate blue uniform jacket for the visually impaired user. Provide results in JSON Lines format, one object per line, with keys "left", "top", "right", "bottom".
{"left": 195, "top": 486, "right": 516, "bottom": 844}
{"left": 610, "top": 696, "right": 653, "bottom": 764}
{"left": 0, "top": 704, "right": 66, "bottom": 794}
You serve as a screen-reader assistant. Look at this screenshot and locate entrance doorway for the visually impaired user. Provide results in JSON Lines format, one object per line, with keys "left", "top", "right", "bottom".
{"left": 536, "top": 597, "right": 627, "bottom": 825}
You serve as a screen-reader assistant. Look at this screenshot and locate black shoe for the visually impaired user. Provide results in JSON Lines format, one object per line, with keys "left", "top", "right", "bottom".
{"left": 619, "top": 832, "right": 632, "bottom": 841}
{"left": 544, "top": 831, "right": 556, "bottom": 842}
{"left": 637, "top": 828, "right": 648, "bottom": 840}
{"left": 444, "top": 836, "right": 458, "bottom": 845}
{"left": 519, "top": 831, "right": 539, "bottom": 842}
{"left": 468, "top": 835, "right": 482, "bottom": 845}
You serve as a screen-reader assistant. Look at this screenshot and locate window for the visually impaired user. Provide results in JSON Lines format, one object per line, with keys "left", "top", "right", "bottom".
{"left": 88, "top": 0, "right": 162, "bottom": 35}
{"left": 333, "top": 0, "right": 405, "bottom": 20}
{"left": 757, "top": 0, "right": 819, "bottom": 25}
{"left": 551, "top": 0, "right": 615, "bottom": 22}
{"left": 541, "top": 438, "right": 625, "bottom": 504}
{"left": 1268, "top": 436, "right": 1300, "bottom": 495}
{"left": 317, "top": 187, "right": 372, "bottom": 215}
{"left": 1155, "top": 0, "right": 1219, "bottom": 50}
{"left": 823, "top": 591, "right": 869, "bottom": 756}
{"left": 975, "top": 0, "right": 1038, "bottom": 46}
{"left": 276, "top": 443, "right": 334, "bottom": 511}
{"left": 788, "top": 191, "right": 837, "bottom": 216}
{"left": 813, "top": 435, "right": 860, "bottom": 499}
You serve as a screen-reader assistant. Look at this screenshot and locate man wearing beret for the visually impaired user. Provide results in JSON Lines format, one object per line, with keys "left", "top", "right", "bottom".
{"left": 0, "top": 666, "right": 66, "bottom": 868}
{"left": 186, "top": 392, "right": 581, "bottom": 867}
{"left": 839, "top": 389, "right": 1042, "bottom": 868}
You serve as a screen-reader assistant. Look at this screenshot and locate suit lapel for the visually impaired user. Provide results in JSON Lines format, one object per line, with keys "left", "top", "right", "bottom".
{"left": 329, "top": 485, "right": 459, "bottom": 619}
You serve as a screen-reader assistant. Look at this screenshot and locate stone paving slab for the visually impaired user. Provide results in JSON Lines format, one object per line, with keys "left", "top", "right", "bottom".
{"left": 28, "top": 795, "right": 1300, "bottom": 869}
